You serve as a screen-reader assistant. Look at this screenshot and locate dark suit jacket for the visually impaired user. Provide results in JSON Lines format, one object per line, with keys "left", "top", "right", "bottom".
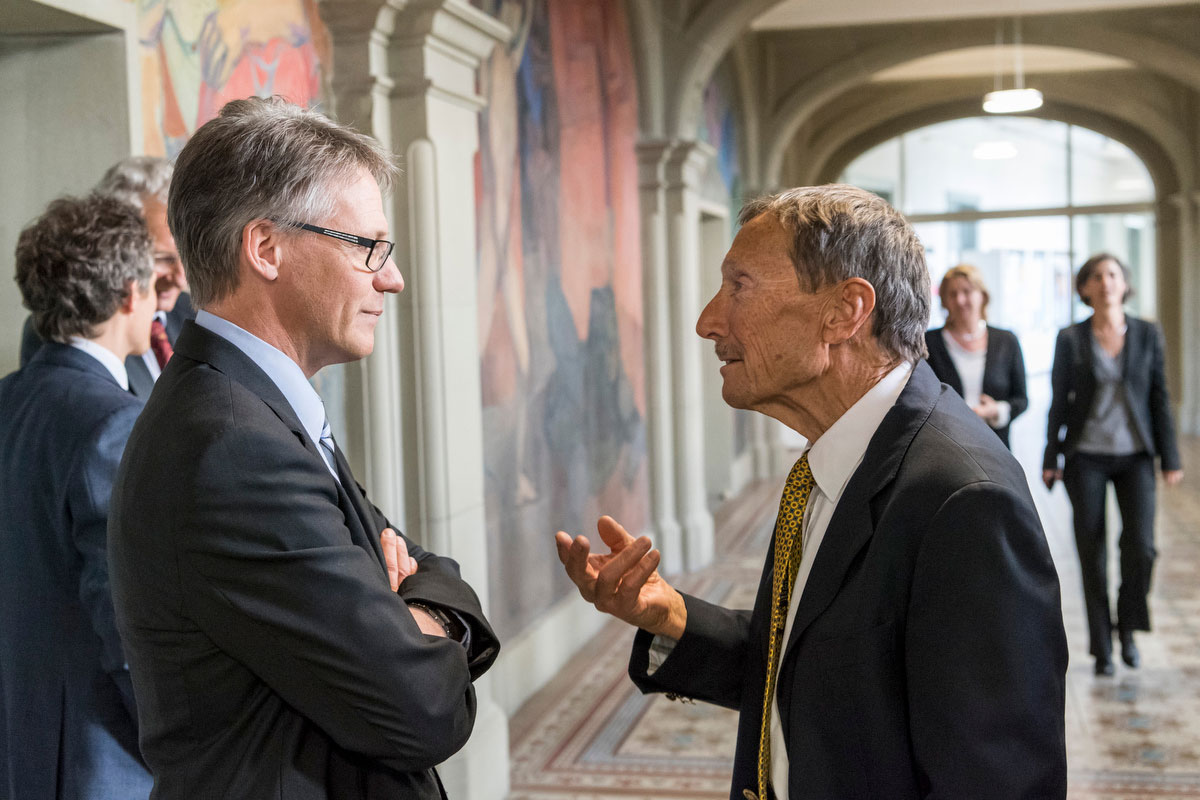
{"left": 1043, "top": 316, "right": 1181, "bottom": 472}
{"left": 924, "top": 326, "right": 1028, "bottom": 448}
{"left": 0, "top": 344, "right": 151, "bottom": 800}
{"left": 19, "top": 292, "right": 195, "bottom": 398}
{"left": 630, "top": 361, "right": 1067, "bottom": 800}
{"left": 108, "top": 321, "right": 499, "bottom": 800}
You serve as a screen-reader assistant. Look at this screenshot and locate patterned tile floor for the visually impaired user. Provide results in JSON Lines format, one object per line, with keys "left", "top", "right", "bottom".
{"left": 509, "top": 405, "right": 1200, "bottom": 799}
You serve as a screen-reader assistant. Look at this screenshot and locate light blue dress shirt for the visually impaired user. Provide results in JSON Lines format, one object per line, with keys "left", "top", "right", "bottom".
{"left": 194, "top": 310, "right": 338, "bottom": 480}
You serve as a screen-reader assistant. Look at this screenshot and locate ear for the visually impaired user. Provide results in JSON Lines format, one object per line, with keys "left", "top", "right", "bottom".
{"left": 823, "top": 278, "right": 876, "bottom": 345}
{"left": 242, "top": 219, "right": 285, "bottom": 282}
{"left": 117, "top": 280, "right": 140, "bottom": 315}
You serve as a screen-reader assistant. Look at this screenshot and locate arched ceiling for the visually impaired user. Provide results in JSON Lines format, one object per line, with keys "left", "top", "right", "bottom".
{"left": 753, "top": 0, "right": 1186, "bottom": 30}
{"left": 873, "top": 45, "right": 1132, "bottom": 82}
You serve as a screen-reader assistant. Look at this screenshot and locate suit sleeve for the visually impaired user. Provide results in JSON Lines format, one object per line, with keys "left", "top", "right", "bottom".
{"left": 907, "top": 481, "right": 1068, "bottom": 799}
{"left": 1147, "top": 323, "right": 1182, "bottom": 472}
{"left": 356, "top": 483, "right": 499, "bottom": 678}
{"left": 1043, "top": 329, "right": 1072, "bottom": 472}
{"left": 1005, "top": 333, "right": 1029, "bottom": 421}
{"left": 68, "top": 403, "right": 141, "bottom": 720}
{"left": 628, "top": 594, "right": 752, "bottom": 710}
{"left": 176, "top": 424, "right": 479, "bottom": 772}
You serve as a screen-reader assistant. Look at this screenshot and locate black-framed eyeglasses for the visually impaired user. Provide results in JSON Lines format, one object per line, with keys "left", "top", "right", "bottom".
{"left": 292, "top": 223, "right": 395, "bottom": 272}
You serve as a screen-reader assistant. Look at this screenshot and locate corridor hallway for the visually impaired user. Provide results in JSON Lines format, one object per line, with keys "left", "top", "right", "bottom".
{"left": 508, "top": 389, "right": 1200, "bottom": 799}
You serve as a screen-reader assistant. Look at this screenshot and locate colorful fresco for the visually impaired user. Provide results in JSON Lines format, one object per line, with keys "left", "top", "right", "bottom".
{"left": 476, "top": 0, "right": 648, "bottom": 639}
{"left": 698, "top": 59, "right": 742, "bottom": 224}
{"left": 138, "top": 0, "right": 329, "bottom": 157}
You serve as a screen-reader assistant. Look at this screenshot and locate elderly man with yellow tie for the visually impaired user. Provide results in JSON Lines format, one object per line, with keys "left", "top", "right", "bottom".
{"left": 556, "top": 185, "right": 1069, "bottom": 800}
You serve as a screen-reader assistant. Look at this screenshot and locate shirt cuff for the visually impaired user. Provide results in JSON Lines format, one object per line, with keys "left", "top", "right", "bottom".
{"left": 646, "top": 633, "right": 678, "bottom": 675}
{"left": 990, "top": 400, "right": 1012, "bottom": 429}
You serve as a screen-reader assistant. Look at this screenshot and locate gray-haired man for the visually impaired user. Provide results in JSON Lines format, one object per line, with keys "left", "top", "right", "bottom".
{"left": 19, "top": 156, "right": 192, "bottom": 396}
{"left": 557, "top": 186, "right": 1068, "bottom": 799}
{"left": 109, "top": 97, "right": 498, "bottom": 799}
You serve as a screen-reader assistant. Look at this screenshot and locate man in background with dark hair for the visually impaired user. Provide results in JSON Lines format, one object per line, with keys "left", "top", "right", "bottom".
{"left": 19, "top": 156, "right": 192, "bottom": 397}
{"left": 1, "top": 194, "right": 157, "bottom": 799}
{"left": 109, "top": 97, "right": 498, "bottom": 799}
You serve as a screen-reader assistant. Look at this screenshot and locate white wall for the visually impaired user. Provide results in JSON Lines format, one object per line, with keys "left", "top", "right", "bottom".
{"left": 0, "top": 30, "right": 131, "bottom": 375}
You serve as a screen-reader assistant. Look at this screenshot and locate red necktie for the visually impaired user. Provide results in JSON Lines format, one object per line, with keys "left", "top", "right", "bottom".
{"left": 150, "top": 318, "right": 173, "bottom": 369}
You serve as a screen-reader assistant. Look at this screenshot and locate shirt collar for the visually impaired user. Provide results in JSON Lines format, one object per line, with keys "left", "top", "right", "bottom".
{"left": 67, "top": 337, "right": 129, "bottom": 390}
{"left": 194, "top": 310, "right": 328, "bottom": 449}
{"left": 806, "top": 361, "right": 913, "bottom": 503}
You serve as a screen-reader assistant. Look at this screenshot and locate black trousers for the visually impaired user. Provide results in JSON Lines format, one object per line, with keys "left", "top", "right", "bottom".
{"left": 1062, "top": 452, "right": 1157, "bottom": 659}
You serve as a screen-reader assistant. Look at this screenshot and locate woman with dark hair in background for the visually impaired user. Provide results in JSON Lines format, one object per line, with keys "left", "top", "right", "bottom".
{"left": 925, "top": 263, "right": 1028, "bottom": 448}
{"left": 1043, "top": 253, "right": 1183, "bottom": 677}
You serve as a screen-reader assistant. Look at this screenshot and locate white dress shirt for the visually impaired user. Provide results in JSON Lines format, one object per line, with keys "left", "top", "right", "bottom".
{"left": 68, "top": 337, "right": 129, "bottom": 391}
{"left": 194, "top": 310, "right": 338, "bottom": 480}
{"left": 139, "top": 310, "right": 169, "bottom": 381}
{"left": 768, "top": 360, "right": 911, "bottom": 800}
{"left": 942, "top": 329, "right": 1011, "bottom": 429}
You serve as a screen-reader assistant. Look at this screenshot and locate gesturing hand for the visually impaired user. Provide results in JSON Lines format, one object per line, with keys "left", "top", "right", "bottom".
{"left": 381, "top": 528, "right": 418, "bottom": 592}
{"left": 554, "top": 515, "right": 687, "bottom": 640}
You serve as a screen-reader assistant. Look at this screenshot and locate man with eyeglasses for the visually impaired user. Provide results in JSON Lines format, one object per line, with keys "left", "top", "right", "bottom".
{"left": 108, "top": 97, "right": 499, "bottom": 799}
{"left": 18, "top": 157, "right": 194, "bottom": 397}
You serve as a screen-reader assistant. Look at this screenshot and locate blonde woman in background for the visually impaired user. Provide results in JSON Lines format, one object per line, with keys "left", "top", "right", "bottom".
{"left": 924, "top": 264, "right": 1028, "bottom": 449}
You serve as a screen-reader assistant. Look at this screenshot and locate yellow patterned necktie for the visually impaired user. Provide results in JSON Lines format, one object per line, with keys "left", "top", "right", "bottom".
{"left": 756, "top": 453, "right": 815, "bottom": 800}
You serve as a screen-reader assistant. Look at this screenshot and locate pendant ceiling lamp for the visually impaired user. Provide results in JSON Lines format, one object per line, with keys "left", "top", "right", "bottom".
{"left": 983, "top": 18, "right": 1043, "bottom": 114}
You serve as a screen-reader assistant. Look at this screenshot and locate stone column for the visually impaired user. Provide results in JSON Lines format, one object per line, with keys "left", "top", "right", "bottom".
{"left": 320, "top": 0, "right": 403, "bottom": 508}
{"left": 664, "top": 140, "right": 716, "bottom": 571}
{"left": 636, "top": 140, "right": 684, "bottom": 572}
{"left": 327, "top": 3, "right": 512, "bottom": 798}
{"left": 1169, "top": 190, "right": 1200, "bottom": 434}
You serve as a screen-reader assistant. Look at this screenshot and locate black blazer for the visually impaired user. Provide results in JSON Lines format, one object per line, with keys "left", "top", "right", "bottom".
{"left": 108, "top": 321, "right": 499, "bottom": 799}
{"left": 19, "top": 292, "right": 195, "bottom": 398}
{"left": 1043, "top": 316, "right": 1181, "bottom": 472}
{"left": 0, "top": 344, "right": 151, "bottom": 798}
{"left": 630, "top": 362, "right": 1067, "bottom": 800}
{"left": 924, "top": 326, "right": 1028, "bottom": 448}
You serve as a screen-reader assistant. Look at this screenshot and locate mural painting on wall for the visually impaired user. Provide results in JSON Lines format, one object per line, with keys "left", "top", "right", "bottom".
{"left": 699, "top": 61, "right": 753, "bottom": 458}
{"left": 699, "top": 60, "right": 742, "bottom": 220}
{"left": 475, "top": 0, "right": 648, "bottom": 639}
{"left": 138, "top": 0, "right": 329, "bottom": 157}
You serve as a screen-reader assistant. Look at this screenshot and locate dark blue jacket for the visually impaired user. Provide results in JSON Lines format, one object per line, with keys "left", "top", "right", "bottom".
{"left": 0, "top": 343, "right": 151, "bottom": 799}
{"left": 19, "top": 292, "right": 194, "bottom": 398}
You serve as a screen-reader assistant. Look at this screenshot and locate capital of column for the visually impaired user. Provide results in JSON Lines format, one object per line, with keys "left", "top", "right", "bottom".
{"left": 664, "top": 139, "right": 715, "bottom": 192}
{"left": 636, "top": 139, "right": 674, "bottom": 190}
{"left": 376, "top": 0, "right": 510, "bottom": 109}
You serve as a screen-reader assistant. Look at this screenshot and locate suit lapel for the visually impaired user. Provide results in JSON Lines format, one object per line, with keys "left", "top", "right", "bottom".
{"left": 783, "top": 361, "right": 941, "bottom": 655}
{"left": 981, "top": 326, "right": 1001, "bottom": 396}
{"left": 1120, "top": 316, "right": 1140, "bottom": 377}
{"left": 174, "top": 322, "right": 388, "bottom": 572}
{"left": 125, "top": 355, "right": 155, "bottom": 398}
{"left": 927, "top": 331, "right": 963, "bottom": 396}
{"left": 1078, "top": 321, "right": 1096, "bottom": 374}
{"left": 332, "top": 446, "right": 388, "bottom": 571}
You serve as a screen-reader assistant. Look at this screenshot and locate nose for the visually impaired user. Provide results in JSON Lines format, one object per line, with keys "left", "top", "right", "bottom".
{"left": 375, "top": 255, "right": 405, "bottom": 294}
{"left": 172, "top": 259, "right": 189, "bottom": 289}
{"left": 696, "top": 289, "right": 725, "bottom": 341}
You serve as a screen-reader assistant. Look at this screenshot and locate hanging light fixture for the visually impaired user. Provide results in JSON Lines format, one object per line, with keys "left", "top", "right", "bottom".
{"left": 983, "top": 18, "right": 1043, "bottom": 114}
